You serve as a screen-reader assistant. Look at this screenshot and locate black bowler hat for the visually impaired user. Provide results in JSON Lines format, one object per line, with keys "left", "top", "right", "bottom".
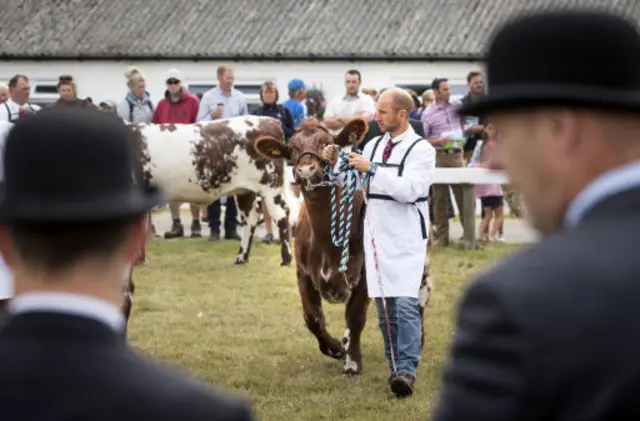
{"left": 458, "top": 10, "right": 640, "bottom": 116}
{"left": 0, "top": 106, "right": 165, "bottom": 222}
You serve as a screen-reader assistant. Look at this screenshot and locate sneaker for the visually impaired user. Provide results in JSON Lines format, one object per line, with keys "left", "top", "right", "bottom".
{"left": 208, "top": 231, "right": 220, "bottom": 241}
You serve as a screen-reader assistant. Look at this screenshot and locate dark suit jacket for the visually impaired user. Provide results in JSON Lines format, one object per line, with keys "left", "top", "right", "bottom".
{"left": 432, "top": 186, "right": 640, "bottom": 421}
{"left": 0, "top": 312, "right": 255, "bottom": 420}
{"left": 359, "top": 118, "right": 426, "bottom": 150}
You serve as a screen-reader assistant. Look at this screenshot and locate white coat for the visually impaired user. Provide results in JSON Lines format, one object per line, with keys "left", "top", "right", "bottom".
{"left": 331, "top": 125, "right": 435, "bottom": 298}
{"left": 0, "top": 120, "right": 14, "bottom": 300}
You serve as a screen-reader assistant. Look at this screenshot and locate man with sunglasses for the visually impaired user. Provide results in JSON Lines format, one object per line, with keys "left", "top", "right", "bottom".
{"left": 152, "top": 69, "right": 202, "bottom": 239}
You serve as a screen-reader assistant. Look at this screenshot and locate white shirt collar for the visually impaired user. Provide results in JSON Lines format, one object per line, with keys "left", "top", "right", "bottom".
{"left": 9, "top": 291, "right": 126, "bottom": 332}
{"left": 564, "top": 160, "right": 640, "bottom": 228}
{"left": 384, "top": 124, "right": 415, "bottom": 145}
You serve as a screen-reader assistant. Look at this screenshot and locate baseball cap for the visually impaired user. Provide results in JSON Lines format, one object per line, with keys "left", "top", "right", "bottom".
{"left": 288, "top": 78, "right": 307, "bottom": 91}
{"left": 99, "top": 100, "right": 116, "bottom": 108}
{"left": 166, "top": 68, "right": 184, "bottom": 83}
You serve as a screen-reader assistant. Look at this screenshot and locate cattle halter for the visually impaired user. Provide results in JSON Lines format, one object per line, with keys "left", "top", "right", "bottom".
{"left": 295, "top": 151, "right": 333, "bottom": 190}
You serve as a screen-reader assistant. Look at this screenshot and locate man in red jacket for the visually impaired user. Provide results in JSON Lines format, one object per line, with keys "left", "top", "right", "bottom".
{"left": 153, "top": 69, "right": 202, "bottom": 239}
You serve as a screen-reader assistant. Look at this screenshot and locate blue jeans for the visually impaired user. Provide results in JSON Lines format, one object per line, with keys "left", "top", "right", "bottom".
{"left": 375, "top": 296, "right": 422, "bottom": 377}
{"left": 207, "top": 196, "right": 238, "bottom": 235}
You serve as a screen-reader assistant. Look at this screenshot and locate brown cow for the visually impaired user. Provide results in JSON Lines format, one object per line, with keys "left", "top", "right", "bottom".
{"left": 255, "top": 118, "right": 372, "bottom": 375}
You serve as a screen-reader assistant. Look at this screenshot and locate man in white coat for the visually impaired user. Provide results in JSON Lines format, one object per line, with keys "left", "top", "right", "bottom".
{"left": 0, "top": 120, "right": 13, "bottom": 323}
{"left": 323, "top": 88, "right": 435, "bottom": 397}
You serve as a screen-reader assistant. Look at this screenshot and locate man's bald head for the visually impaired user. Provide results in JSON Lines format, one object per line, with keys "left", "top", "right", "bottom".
{"left": 378, "top": 88, "right": 414, "bottom": 116}
{"left": 375, "top": 88, "right": 414, "bottom": 135}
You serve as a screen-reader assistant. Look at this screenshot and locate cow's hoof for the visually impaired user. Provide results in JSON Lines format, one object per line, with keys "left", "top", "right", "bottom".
{"left": 320, "top": 338, "right": 345, "bottom": 360}
{"left": 280, "top": 259, "right": 292, "bottom": 266}
{"left": 343, "top": 354, "right": 361, "bottom": 376}
{"left": 343, "top": 368, "right": 361, "bottom": 377}
{"left": 234, "top": 257, "right": 247, "bottom": 265}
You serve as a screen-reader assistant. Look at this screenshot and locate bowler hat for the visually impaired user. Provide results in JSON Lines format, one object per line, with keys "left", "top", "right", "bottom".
{"left": 0, "top": 106, "right": 165, "bottom": 222}
{"left": 459, "top": 10, "right": 640, "bottom": 116}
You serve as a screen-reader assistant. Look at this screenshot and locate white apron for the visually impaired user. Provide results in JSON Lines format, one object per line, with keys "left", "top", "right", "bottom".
{"left": 0, "top": 120, "right": 14, "bottom": 299}
{"left": 332, "top": 126, "right": 436, "bottom": 298}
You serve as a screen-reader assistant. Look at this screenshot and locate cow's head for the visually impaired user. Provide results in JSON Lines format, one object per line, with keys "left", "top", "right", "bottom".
{"left": 254, "top": 118, "right": 367, "bottom": 190}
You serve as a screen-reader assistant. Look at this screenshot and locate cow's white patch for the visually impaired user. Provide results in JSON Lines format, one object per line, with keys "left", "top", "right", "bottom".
{"left": 344, "top": 355, "right": 358, "bottom": 373}
{"left": 419, "top": 277, "right": 431, "bottom": 308}
{"left": 342, "top": 328, "right": 351, "bottom": 351}
{"left": 139, "top": 116, "right": 287, "bottom": 206}
{"left": 136, "top": 117, "right": 292, "bottom": 265}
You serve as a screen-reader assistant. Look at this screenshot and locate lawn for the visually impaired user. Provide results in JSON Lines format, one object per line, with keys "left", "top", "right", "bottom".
{"left": 128, "top": 239, "right": 523, "bottom": 421}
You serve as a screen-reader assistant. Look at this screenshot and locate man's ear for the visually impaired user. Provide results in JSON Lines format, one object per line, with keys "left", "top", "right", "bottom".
{"left": 254, "top": 136, "right": 292, "bottom": 160}
{"left": 334, "top": 117, "right": 368, "bottom": 147}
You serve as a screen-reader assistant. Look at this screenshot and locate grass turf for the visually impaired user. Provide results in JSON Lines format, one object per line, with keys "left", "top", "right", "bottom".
{"left": 128, "top": 239, "right": 522, "bottom": 421}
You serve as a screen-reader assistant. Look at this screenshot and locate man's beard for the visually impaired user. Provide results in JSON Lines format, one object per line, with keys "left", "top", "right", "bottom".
{"left": 470, "top": 90, "right": 485, "bottom": 101}
{"left": 382, "top": 121, "right": 399, "bottom": 133}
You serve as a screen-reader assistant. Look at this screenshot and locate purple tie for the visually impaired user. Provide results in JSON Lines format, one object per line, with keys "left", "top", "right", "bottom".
{"left": 382, "top": 137, "right": 396, "bottom": 163}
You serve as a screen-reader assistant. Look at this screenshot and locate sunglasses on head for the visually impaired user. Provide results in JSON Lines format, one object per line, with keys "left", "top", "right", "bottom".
{"left": 166, "top": 79, "right": 180, "bottom": 85}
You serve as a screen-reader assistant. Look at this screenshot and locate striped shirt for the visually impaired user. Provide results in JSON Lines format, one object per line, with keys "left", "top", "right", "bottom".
{"left": 421, "top": 100, "right": 462, "bottom": 145}
{"left": 197, "top": 87, "right": 248, "bottom": 121}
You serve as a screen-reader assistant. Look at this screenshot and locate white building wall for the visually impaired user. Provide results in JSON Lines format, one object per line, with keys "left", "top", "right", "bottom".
{"left": 0, "top": 60, "right": 484, "bottom": 106}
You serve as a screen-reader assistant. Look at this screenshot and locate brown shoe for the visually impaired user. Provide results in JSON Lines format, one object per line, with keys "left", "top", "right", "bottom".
{"left": 388, "top": 372, "right": 415, "bottom": 398}
{"left": 164, "top": 219, "right": 184, "bottom": 239}
{"left": 190, "top": 220, "right": 202, "bottom": 238}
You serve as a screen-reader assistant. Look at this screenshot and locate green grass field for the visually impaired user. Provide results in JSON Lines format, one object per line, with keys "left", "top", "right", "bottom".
{"left": 128, "top": 239, "right": 522, "bottom": 421}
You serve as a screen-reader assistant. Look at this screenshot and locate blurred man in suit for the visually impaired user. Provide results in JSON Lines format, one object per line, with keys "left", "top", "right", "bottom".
{"left": 0, "top": 107, "right": 255, "bottom": 420}
{"left": 433, "top": 10, "right": 640, "bottom": 421}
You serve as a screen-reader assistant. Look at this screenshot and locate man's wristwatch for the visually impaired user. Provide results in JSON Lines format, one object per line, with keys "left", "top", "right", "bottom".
{"left": 368, "top": 162, "right": 378, "bottom": 176}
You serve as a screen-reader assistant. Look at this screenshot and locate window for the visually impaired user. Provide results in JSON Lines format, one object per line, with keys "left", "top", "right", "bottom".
{"left": 395, "top": 81, "right": 469, "bottom": 100}
{"left": 33, "top": 83, "right": 58, "bottom": 95}
{"left": 30, "top": 82, "right": 59, "bottom": 108}
{"left": 395, "top": 84, "right": 431, "bottom": 96}
{"left": 187, "top": 83, "right": 216, "bottom": 95}
{"left": 449, "top": 82, "right": 468, "bottom": 100}
{"left": 234, "top": 84, "right": 262, "bottom": 97}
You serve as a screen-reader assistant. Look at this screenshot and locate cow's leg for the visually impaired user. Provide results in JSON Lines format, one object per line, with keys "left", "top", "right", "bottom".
{"left": 234, "top": 193, "right": 259, "bottom": 265}
{"left": 263, "top": 192, "right": 292, "bottom": 266}
{"left": 417, "top": 257, "right": 433, "bottom": 350}
{"left": 298, "top": 271, "right": 345, "bottom": 359}
{"left": 122, "top": 269, "right": 135, "bottom": 336}
{"left": 343, "top": 273, "right": 370, "bottom": 376}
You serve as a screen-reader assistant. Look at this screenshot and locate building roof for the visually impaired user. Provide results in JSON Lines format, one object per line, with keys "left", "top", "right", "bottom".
{"left": 1, "top": 0, "right": 638, "bottom": 61}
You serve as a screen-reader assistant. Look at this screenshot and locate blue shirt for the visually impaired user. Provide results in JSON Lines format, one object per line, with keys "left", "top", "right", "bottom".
{"left": 197, "top": 87, "right": 248, "bottom": 121}
{"left": 564, "top": 161, "right": 640, "bottom": 228}
{"left": 283, "top": 98, "right": 306, "bottom": 127}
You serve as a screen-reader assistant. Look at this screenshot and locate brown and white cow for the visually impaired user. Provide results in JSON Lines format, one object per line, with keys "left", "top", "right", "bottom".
{"left": 254, "top": 118, "right": 370, "bottom": 375}
{"left": 122, "top": 116, "right": 293, "bottom": 331}
{"left": 255, "top": 118, "right": 434, "bottom": 375}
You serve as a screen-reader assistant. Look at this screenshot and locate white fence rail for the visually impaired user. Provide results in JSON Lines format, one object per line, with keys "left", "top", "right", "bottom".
{"left": 183, "top": 167, "right": 512, "bottom": 220}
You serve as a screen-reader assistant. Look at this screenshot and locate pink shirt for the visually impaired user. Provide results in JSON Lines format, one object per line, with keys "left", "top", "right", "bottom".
{"left": 473, "top": 162, "right": 503, "bottom": 198}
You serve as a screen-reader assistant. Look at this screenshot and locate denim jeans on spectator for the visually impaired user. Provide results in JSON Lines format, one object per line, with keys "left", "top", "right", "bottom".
{"left": 375, "top": 296, "right": 422, "bottom": 376}
{"left": 207, "top": 196, "right": 238, "bottom": 235}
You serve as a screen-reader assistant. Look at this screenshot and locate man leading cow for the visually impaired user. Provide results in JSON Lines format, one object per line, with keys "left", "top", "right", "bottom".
{"left": 323, "top": 87, "right": 435, "bottom": 398}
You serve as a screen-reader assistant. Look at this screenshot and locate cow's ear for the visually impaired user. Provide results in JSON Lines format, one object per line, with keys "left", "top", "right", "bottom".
{"left": 255, "top": 136, "right": 291, "bottom": 160}
{"left": 334, "top": 117, "right": 368, "bottom": 147}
